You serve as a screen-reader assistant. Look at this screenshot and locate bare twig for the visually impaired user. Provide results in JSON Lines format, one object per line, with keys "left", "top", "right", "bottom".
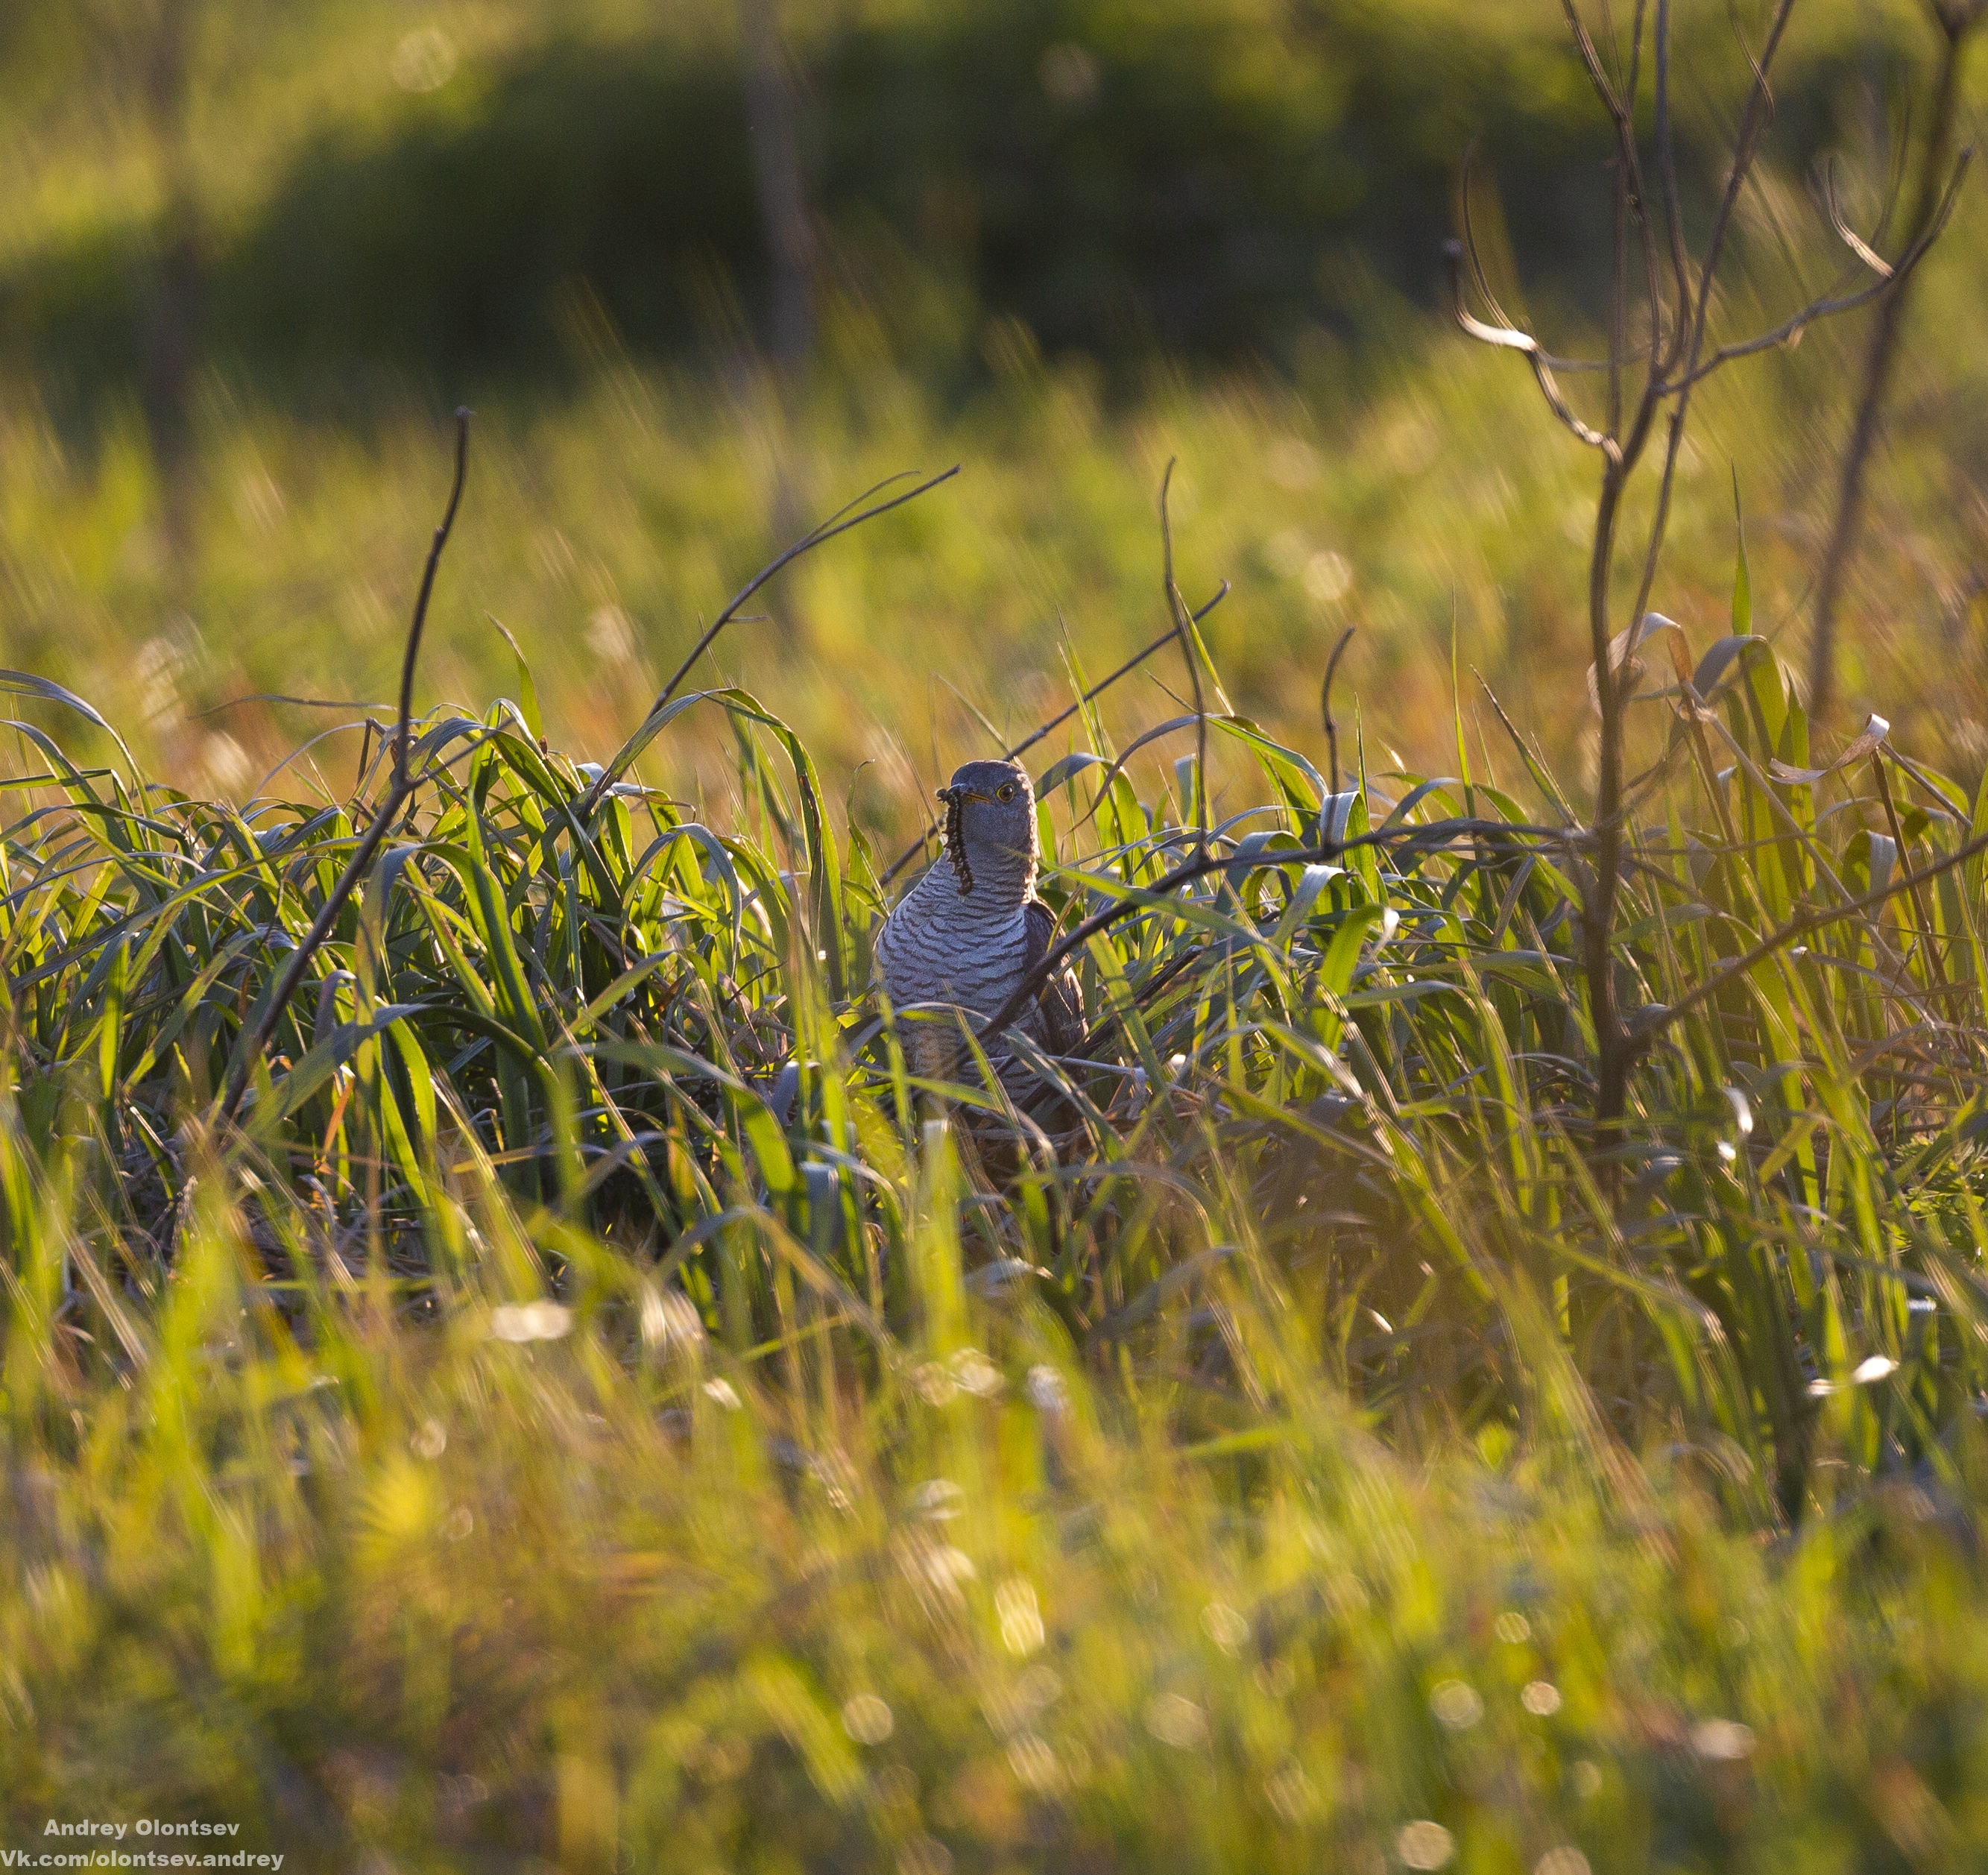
{"left": 218, "top": 409, "right": 470, "bottom": 1127}
{"left": 1458, "top": 160, "right": 1632, "bottom": 374}
{"left": 1032, "top": 599, "right": 1227, "bottom": 768}
{"left": 1159, "top": 460, "right": 1210, "bottom": 854}
{"left": 876, "top": 585, "right": 1231, "bottom": 889}
{"left": 397, "top": 415, "right": 470, "bottom": 790}
{"left": 578, "top": 465, "right": 960, "bottom": 819}
{"left": 1622, "top": 0, "right": 1799, "bottom": 647}
{"left": 1560, "top": 0, "right": 1665, "bottom": 380}
{"left": 1652, "top": 0, "right": 1694, "bottom": 359}
{"left": 979, "top": 816, "right": 1572, "bottom": 1041}
{"left": 192, "top": 693, "right": 392, "bottom": 716}
{"left": 1452, "top": 0, "right": 1812, "bottom": 1185}
{"left": 1445, "top": 242, "right": 1618, "bottom": 456}
{"left": 1811, "top": 1, "right": 1982, "bottom": 719}
{"left": 1665, "top": 152, "right": 1971, "bottom": 393}
{"left": 1322, "top": 627, "right": 1357, "bottom": 800}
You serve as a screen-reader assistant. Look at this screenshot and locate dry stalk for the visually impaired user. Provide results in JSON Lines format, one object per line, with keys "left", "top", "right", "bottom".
{"left": 218, "top": 409, "right": 470, "bottom": 1127}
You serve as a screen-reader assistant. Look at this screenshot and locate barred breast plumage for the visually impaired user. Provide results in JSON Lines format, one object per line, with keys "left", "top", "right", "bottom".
{"left": 875, "top": 757, "right": 1084, "bottom": 1107}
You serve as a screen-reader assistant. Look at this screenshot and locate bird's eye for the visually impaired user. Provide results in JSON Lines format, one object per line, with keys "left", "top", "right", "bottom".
{"left": 997, "top": 784, "right": 1014, "bottom": 802}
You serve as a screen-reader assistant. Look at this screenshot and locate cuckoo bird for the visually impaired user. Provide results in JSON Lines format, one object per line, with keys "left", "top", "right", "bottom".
{"left": 874, "top": 757, "right": 1084, "bottom": 1109}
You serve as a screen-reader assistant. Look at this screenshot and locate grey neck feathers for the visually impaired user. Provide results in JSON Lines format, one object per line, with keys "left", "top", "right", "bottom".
{"left": 950, "top": 831, "right": 1035, "bottom": 910}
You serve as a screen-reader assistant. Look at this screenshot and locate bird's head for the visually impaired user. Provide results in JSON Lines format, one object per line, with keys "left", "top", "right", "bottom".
{"left": 937, "top": 758, "right": 1037, "bottom": 899}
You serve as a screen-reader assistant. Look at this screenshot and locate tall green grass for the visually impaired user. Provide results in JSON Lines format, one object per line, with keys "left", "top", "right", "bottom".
{"left": 4, "top": 483, "right": 1988, "bottom": 1857}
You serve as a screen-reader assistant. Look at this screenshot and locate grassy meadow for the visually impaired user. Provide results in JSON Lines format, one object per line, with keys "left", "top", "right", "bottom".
{"left": 8, "top": 0, "right": 1988, "bottom": 1868}
{"left": 10, "top": 552, "right": 1988, "bottom": 1867}
{"left": 19, "top": 294, "right": 1988, "bottom": 833}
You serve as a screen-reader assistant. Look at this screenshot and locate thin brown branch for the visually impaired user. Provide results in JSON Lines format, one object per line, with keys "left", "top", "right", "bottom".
{"left": 1665, "top": 151, "right": 1971, "bottom": 393}
{"left": 1445, "top": 242, "right": 1618, "bottom": 455}
{"left": 1322, "top": 627, "right": 1357, "bottom": 800}
{"left": 1653, "top": 0, "right": 1693, "bottom": 355}
{"left": 578, "top": 464, "right": 960, "bottom": 819}
{"left": 1159, "top": 460, "right": 1210, "bottom": 854}
{"left": 1621, "top": 0, "right": 1799, "bottom": 665}
{"left": 397, "top": 412, "right": 470, "bottom": 791}
{"left": 875, "top": 585, "right": 1230, "bottom": 889}
{"left": 219, "top": 410, "right": 470, "bottom": 1127}
{"left": 1562, "top": 0, "right": 1667, "bottom": 374}
{"left": 979, "top": 818, "right": 1574, "bottom": 1040}
{"left": 1457, "top": 168, "right": 1632, "bottom": 374}
{"left": 1811, "top": 0, "right": 1981, "bottom": 720}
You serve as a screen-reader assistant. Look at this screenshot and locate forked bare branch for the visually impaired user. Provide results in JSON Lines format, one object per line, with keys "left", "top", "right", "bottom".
{"left": 1667, "top": 151, "right": 1971, "bottom": 393}
{"left": 1561, "top": 0, "right": 1667, "bottom": 371}
{"left": 1457, "top": 160, "right": 1633, "bottom": 375}
{"left": 1445, "top": 242, "right": 1617, "bottom": 456}
{"left": 1445, "top": 0, "right": 1961, "bottom": 1185}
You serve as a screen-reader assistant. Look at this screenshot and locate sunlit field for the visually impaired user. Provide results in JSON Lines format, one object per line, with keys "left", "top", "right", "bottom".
{"left": 8, "top": 0, "right": 1988, "bottom": 1867}
{"left": 4, "top": 0, "right": 1988, "bottom": 798}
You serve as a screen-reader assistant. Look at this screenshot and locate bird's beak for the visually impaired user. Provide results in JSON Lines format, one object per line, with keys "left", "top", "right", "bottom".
{"left": 935, "top": 787, "right": 994, "bottom": 805}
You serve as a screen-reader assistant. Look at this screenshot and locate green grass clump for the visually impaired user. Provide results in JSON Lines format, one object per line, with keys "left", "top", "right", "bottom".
{"left": 4, "top": 472, "right": 1988, "bottom": 1862}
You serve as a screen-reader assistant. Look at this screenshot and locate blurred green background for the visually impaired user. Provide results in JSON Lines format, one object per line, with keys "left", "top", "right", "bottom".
{"left": 1, "top": 0, "right": 1984, "bottom": 825}
{"left": 13, "top": 11, "right": 1988, "bottom": 1858}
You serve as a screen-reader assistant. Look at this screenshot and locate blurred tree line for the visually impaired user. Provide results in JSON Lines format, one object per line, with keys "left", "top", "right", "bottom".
{"left": 0, "top": 0, "right": 1934, "bottom": 412}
